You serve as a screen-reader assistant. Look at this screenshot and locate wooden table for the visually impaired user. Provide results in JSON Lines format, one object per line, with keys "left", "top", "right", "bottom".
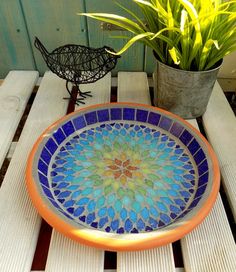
{"left": 0, "top": 71, "right": 235, "bottom": 272}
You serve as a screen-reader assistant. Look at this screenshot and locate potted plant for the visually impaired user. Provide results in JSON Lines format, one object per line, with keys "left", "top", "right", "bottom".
{"left": 80, "top": 0, "right": 236, "bottom": 118}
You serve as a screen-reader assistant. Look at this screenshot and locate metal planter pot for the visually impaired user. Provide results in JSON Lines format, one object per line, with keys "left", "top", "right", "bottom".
{"left": 153, "top": 60, "right": 222, "bottom": 119}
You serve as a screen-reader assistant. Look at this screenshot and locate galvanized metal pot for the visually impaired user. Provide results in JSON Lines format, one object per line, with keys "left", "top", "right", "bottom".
{"left": 153, "top": 60, "right": 222, "bottom": 119}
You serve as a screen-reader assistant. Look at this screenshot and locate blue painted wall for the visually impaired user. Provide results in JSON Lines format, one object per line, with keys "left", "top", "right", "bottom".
{"left": 0, "top": 0, "right": 155, "bottom": 78}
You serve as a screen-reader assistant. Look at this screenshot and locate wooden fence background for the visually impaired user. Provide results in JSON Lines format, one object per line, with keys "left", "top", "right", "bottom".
{"left": 0, "top": 0, "right": 236, "bottom": 79}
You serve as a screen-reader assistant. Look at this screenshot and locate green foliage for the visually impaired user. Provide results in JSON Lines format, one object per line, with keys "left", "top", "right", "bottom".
{"left": 80, "top": 0, "right": 236, "bottom": 71}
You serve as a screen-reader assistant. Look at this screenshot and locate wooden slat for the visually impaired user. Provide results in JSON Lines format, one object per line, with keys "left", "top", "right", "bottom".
{"left": 0, "top": 72, "right": 68, "bottom": 271}
{"left": 180, "top": 116, "right": 236, "bottom": 272}
{"left": 117, "top": 72, "right": 151, "bottom": 104}
{"left": 6, "top": 141, "right": 18, "bottom": 159}
{"left": 181, "top": 196, "right": 236, "bottom": 272}
{"left": 45, "top": 73, "right": 112, "bottom": 272}
{"left": 202, "top": 81, "right": 236, "bottom": 220}
{"left": 0, "top": 71, "right": 39, "bottom": 168}
{"left": 117, "top": 72, "right": 175, "bottom": 272}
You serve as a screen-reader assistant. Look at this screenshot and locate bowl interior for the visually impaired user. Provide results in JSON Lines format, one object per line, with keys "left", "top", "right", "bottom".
{"left": 27, "top": 103, "right": 219, "bottom": 250}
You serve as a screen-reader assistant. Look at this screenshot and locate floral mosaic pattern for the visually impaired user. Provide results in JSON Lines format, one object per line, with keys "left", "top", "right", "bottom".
{"left": 49, "top": 122, "right": 197, "bottom": 233}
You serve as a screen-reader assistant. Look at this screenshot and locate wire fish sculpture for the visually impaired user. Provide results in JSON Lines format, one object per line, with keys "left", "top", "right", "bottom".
{"left": 34, "top": 37, "right": 120, "bottom": 105}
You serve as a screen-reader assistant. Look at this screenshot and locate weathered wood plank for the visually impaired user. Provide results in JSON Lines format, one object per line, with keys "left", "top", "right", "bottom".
{"left": 181, "top": 195, "right": 236, "bottom": 272}
{"left": 203, "top": 81, "right": 236, "bottom": 220}
{"left": 45, "top": 73, "right": 112, "bottom": 272}
{"left": 85, "top": 0, "right": 144, "bottom": 74}
{"left": 117, "top": 72, "right": 175, "bottom": 272}
{"left": 0, "top": 71, "right": 38, "bottom": 168}
{"left": 0, "top": 72, "right": 68, "bottom": 271}
{"left": 117, "top": 72, "right": 151, "bottom": 104}
{"left": 0, "top": 3, "right": 36, "bottom": 78}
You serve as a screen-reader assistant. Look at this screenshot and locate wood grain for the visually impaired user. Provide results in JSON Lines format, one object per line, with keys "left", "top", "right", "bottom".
{"left": 0, "top": 72, "right": 68, "bottom": 271}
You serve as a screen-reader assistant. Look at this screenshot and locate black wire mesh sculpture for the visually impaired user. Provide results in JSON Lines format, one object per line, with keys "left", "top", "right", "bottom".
{"left": 34, "top": 37, "right": 120, "bottom": 105}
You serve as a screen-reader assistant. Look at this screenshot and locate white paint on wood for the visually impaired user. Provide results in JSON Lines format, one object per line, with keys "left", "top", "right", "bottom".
{"left": 0, "top": 72, "right": 68, "bottom": 271}
{"left": 116, "top": 72, "right": 175, "bottom": 272}
{"left": 203, "top": 81, "right": 236, "bottom": 219}
{"left": 0, "top": 71, "right": 38, "bottom": 168}
{"left": 117, "top": 72, "right": 151, "bottom": 104}
{"left": 181, "top": 196, "right": 236, "bottom": 272}
{"left": 117, "top": 247, "right": 175, "bottom": 272}
{"left": 45, "top": 231, "right": 104, "bottom": 272}
{"left": 45, "top": 73, "right": 111, "bottom": 272}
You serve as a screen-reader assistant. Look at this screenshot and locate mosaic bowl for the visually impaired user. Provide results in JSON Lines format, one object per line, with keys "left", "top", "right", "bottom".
{"left": 26, "top": 103, "right": 220, "bottom": 251}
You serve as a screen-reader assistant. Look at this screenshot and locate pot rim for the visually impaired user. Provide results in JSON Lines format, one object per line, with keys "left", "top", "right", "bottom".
{"left": 153, "top": 51, "right": 223, "bottom": 73}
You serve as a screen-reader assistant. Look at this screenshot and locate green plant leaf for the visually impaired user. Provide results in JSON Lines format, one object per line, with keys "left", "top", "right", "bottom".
{"left": 199, "top": 39, "right": 220, "bottom": 70}
{"left": 106, "top": 32, "right": 154, "bottom": 55}
{"left": 177, "top": 0, "right": 203, "bottom": 67}
{"left": 79, "top": 13, "right": 142, "bottom": 33}
{"left": 169, "top": 47, "right": 180, "bottom": 64}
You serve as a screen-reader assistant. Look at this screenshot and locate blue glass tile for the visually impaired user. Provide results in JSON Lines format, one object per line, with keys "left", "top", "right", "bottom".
{"left": 111, "top": 219, "right": 119, "bottom": 231}
{"left": 79, "top": 215, "right": 86, "bottom": 222}
{"left": 117, "top": 227, "right": 125, "bottom": 233}
{"left": 38, "top": 159, "right": 48, "bottom": 176}
{"left": 86, "top": 212, "right": 95, "bottom": 224}
{"left": 160, "top": 213, "right": 171, "bottom": 224}
{"left": 99, "top": 217, "right": 108, "bottom": 228}
{"left": 85, "top": 111, "right": 97, "bottom": 125}
{"left": 64, "top": 200, "right": 75, "bottom": 207}
{"left": 40, "top": 148, "right": 51, "bottom": 165}
{"left": 137, "top": 219, "right": 145, "bottom": 230}
{"left": 194, "top": 184, "right": 207, "bottom": 199}
{"left": 91, "top": 222, "right": 98, "bottom": 228}
{"left": 67, "top": 207, "right": 74, "bottom": 214}
{"left": 124, "top": 219, "right": 133, "bottom": 232}
{"left": 136, "top": 109, "right": 148, "bottom": 122}
{"left": 198, "top": 159, "right": 209, "bottom": 176}
{"left": 123, "top": 108, "right": 135, "bottom": 120}
{"left": 148, "top": 112, "right": 161, "bottom": 126}
{"left": 149, "top": 217, "right": 158, "bottom": 228}
{"left": 170, "top": 213, "right": 177, "bottom": 219}
{"left": 179, "top": 130, "right": 193, "bottom": 145}
{"left": 188, "top": 139, "right": 200, "bottom": 155}
{"left": 110, "top": 108, "right": 122, "bottom": 120}
{"left": 97, "top": 109, "right": 109, "bottom": 122}
{"left": 159, "top": 116, "right": 172, "bottom": 131}
{"left": 188, "top": 197, "right": 201, "bottom": 209}
{"left": 105, "top": 227, "right": 111, "bottom": 232}
{"left": 108, "top": 207, "right": 115, "bottom": 219}
{"left": 194, "top": 149, "right": 206, "bottom": 165}
{"left": 174, "top": 198, "right": 186, "bottom": 206}
{"left": 131, "top": 228, "right": 139, "bottom": 233}
{"left": 38, "top": 172, "right": 49, "bottom": 187}
{"left": 74, "top": 207, "right": 85, "bottom": 217}
{"left": 62, "top": 121, "right": 75, "bottom": 137}
{"left": 73, "top": 115, "right": 86, "bottom": 130}
{"left": 53, "top": 128, "right": 66, "bottom": 145}
{"left": 145, "top": 226, "right": 153, "bottom": 231}
{"left": 58, "top": 191, "right": 71, "bottom": 198}
{"left": 42, "top": 185, "right": 54, "bottom": 199}
{"left": 198, "top": 172, "right": 209, "bottom": 186}
{"left": 45, "top": 138, "right": 58, "bottom": 155}
{"left": 170, "top": 122, "right": 184, "bottom": 137}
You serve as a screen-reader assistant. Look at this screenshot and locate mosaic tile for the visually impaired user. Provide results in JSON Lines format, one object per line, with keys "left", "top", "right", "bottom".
{"left": 28, "top": 104, "right": 219, "bottom": 250}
